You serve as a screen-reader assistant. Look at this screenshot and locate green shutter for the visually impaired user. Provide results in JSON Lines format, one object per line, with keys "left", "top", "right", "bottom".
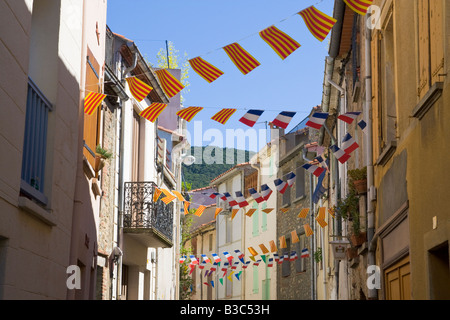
{"left": 261, "top": 202, "right": 267, "bottom": 231}
{"left": 252, "top": 201, "right": 259, "bottom": 236}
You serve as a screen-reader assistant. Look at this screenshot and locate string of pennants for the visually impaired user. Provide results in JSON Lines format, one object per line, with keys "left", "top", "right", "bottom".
{"left": 83, "top": 0, "right": 373, "bottom": 123}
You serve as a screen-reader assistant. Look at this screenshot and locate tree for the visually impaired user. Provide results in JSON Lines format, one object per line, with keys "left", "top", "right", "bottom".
{"left": 179, "top": 182, "right": 194, "bottom": 300}
{"left": 155, "top": 41, "right": 190, "bottom": 103}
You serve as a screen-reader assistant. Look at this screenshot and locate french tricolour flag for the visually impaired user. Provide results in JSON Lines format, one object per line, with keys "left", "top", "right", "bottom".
{"left": 212, "top": 253, "right": 221, "bottom": 263}
{"left": 239, "top": 109, "right": 264, "bottom": 127}
{"left": 261, "top": 184, "right": 273, "bottom": 201}
{"left": 338, "top": 111, "right": 361, "bottom": 124}
{"left": 302, "top": 163, "right": 325, "bottom": 177}
{"left": 189, "top": 255, "right": 199, "bottom": 265}
{"left": 330, "top": 145, "right": 351, "bottom": 164}
{"left": 201, "top": 254, "right": 211, "bottom": 264}
{"left": 234, "top": 249, "right": 245, "bottom": 263}
{"left": 315, "top": 155, "right": 328, "bottom": 170}
{"left": 358, "top": 120, "right": 368, "bottom": 135}
{"left": 301, "top": 248, "right": 310, "bottom": 258}
{"left": 342, "top": 133, "right": 359, "bottom": 154}
{"left": 209, "top": 192, "right": 222, "bottom": 199}
{"left": 274, "top": 179, "right": 288, "bottom": 194}
{"left": 235, "top": 191, "right": 249, "bottom": 208}
{"left": 223, "top": 251, "right": 234, "bottom": 262}
{"left": 272, "top": 111, "right": 296, "bottom": 129}
{"left": 249, "top": 188, "right": 265, "bottom": 203}
{"left": 223, "top": 192, "right": 238, "bottom": 207}
{"left": 286, "top": 172, "right": 296, "bottom": 187}
{"left": 305, "top": 112, "right": 329, "bottom": 130}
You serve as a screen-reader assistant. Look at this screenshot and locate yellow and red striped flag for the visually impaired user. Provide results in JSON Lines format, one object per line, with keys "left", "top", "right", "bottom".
{"left": 279, "top": 235, "right": 287, "bottom": 249}
{"left": 153, "top": 188, "right": 162, "bottom": 203}
{"left": 160, "top": 189, "right": 176, "bottom": 204}
{"left": 231, "top": 208, "right": 239, "bottom": 220}
{"left": 280, "top": 207, "right": 289, "bottom": 213}
{"left": 183, "top": 201, "right": 190, "bottom": 215}
{"left": 291, "top": 230, "right": 300, "bottom": 243}
{"left": 304, "top": 224, "right": 314, "bottom": 237}
{"left": 154, "top": 69, "right": 184, "bottom": 98}
{"left": 298, "top": 208, "right": 310, "bottom": 219}
{"left": 176, "top": 106, "right": 204, "bottom": 122}
{"left": 223, "top": 43, "right": 260, "bottom": 75}
{"left": 328, "top": 207, "right": 336, "bottom": 218}
{"left": 262, "top": 208, "right": 274, "bottom": 214}
{"left": 211, "top": 108, "right": 236, "bottom": 125}
{"left": 298, "top": 6, "right": 337, "bottom": 42}
{"left": 316, "top": 206, "right": 328, "bottom": 228}
{"left": 214, "top": 207, "right": 223, "bottom": 219}
{"left": 259, "top": 244, "right": 269, "bottom": 254}
{"left": 259, "top": 25, "right": 301, "bottom": 60}
{"left": 269, "top": 240, "right": 277, "bottom": 253}
{"left": 188, "top": 56, "right": 224, "bottom": 83}
{"left": 125, "top": 77, "right": 153, "bottom": 102}
{"left": 139, "top": 103, "right": 168, "bottom": 123}
{"left": 245, "top": 208, "right": 257, "bottom": 217}
{"left": 195, "top": 205, "right": 206, "bottom": 217}
{"left": 343, "top": 0, "right": 373, "bottom": 16}
{"left": 248, "top": 247, "right": 259, "bottom": 257}
{"left": 84, "top": 91, "right": 106, "bottom": 115}
{"left": 171, "top": 190, "right": 185, "bottom": 202}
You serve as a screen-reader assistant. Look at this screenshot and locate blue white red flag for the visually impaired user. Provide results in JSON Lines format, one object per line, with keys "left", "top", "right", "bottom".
{"left": 358, "top": 120, "right": 368, "bottom": 135}
{"left": 330, "top": 145, "right": 351, "bottom": 164}
{"left": 223, "top": 251, "right": 234, "bottom": 262}
{"left": 261, "top": 184, "right": 273, "bottom": 201}
{"left": 301, "top": 248, "right": 310, "bottom": 258}
{"left": 209, "top": 192, "right": 222, "bottom": 199}
{"left": 302, "top": 163, "right": 325, "bottom": 177}
{"left": 286, "top": 172, "right": 296, "bottom": 187}
{"left": 189, "top": 255, "right": 199, "bottom": 265}
{"left": 249, "top": 188, "right": 265, "bottom": 203}
{"left": 290, "top": 251, "right": 298, "bottom": 261}
{"left": 235, "top": 191, "right": 249, "bottom": 208}
{"left": 242, "top": 261, "right": 251, "bottom": 269}
{"left": 272, "top": 111, "right": 296, "bottom": 129}
{"left": 267, "top": 258, "right": 274, "bottom": 267}
{"left": 201, "top": 254, "right": 211, "bottom": 264}
{"left": 239, "top": 109, "right": 264, "bottom": 127}
{"left": 342, "top": 133, "right": 359, "bottom": 154}
{"left": 253, "top": 259, "right": 262, "bottom": 267}
{"left": 274, "top": 179, "right": 288, "bottom": 194}
{"left": 179, "top": 256, "right": 187, "bottom": 264}
{"left": 338, "top": 111, "right": 361, "bottom": 124}
{"left": 315, "top": 155, "right": 329, "bottom": 170}
{"left": 212, "top": 253, "right": 222, "bottom": 263}
{"left": 234, "top": 249, "right": 245, "bottom": 263}
{"left": 305, "top": 112, "right": 329, "bottom": 130}
{"left": 222, "top": 192, "right": 238, "bottom": 207}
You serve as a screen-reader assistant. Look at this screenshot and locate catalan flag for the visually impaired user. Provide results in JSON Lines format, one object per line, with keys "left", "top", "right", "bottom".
{"left": 139, "top": 103, "right": 168, "bottom": 123}
{"left": 259, "top": 25, "right": 301, "bottom": 60}
{"left": 259, "top": 244, "right": 269, "bottom": 254}
{"left": 304, "top": 224, "right": 314, "bottom": 237}
{"left": 214, "top": 207, "right": 223, "bottom": 219}
{"left": 195, "top": 205, "right": 206, "bottom": 217}
{"left": 161, "top": 189, "right": 176, "bottom": 204}
{"left": 183, "top": 201, "right": 190, "bottom": 215}
{"left": 298, "top": 6, "right": 337, "bottom": 42}
{"left": 154, "top": 69, "right": 184, "bottom": 98}
{"left": 231, "top": 208, "right": 239, "bottom": 220}
{"left": 328, "top": 207, "right": 336, "bottom": 218}
{"left": 316, "top": 207, "right": 328, "bottom": 228}
{"left": 245, "top": 208, "right": 257, "bottom": 217}
{"left": 211, "top": 108, "right": 237, "bottom": 125}
{"left": 262, "top": 208, "right": 274, "bottom": 214}
{"left": 269, "top": 240, "right": 277, "bottom": 253}
{"left": 84, "top": 91, "right": 106, "bottom": 115}
{"left": 248, "top": 247, "right": 259, "bottom": 257}
{"left": 280, "top": 208, "right": 289, "bottom": 213}
{"left": 171, "top": 190, "right": 185, "bottom": 202}
{"left": 298, "top": 208, "right": 310, "bottom": 218}
{"left": 279, "top": 235, "right": 287, "bottom": 249}
{"left": 153, "top": 188, "right": 162, "bottom": 203}
{"left": 125, "top": 77, "right": 153, "bottom": 102}
{"left": 223, "top": 42, "right": 260, "bottom": 75}
{"left": 188, "top": 56, "right": 224, "bottom": 83}
{"left": 291, "top": 230, "right": 300, "bottom": 243}
{"left": 176, "top": 106, "right": 203, "bottom": 122}
{"left": 344, "top": 0, "right": 373, "bottom": 15}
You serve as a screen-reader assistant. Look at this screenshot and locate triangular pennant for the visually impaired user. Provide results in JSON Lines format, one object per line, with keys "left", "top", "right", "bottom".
{"left": 214, "top": 207, "right": 223, "bottom": 219}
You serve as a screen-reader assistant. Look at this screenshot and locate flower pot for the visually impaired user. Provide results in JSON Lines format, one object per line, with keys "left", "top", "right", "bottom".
{"left": 353, "top": 179, "right": 367, "bottom": 194}
{"left": 350, "top": 232, "right": 366, "bottom": 247}
{"left": 94, "top": 155, "right": 106, "bottom": 174}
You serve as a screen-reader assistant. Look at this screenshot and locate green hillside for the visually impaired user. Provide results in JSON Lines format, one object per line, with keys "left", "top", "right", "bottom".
{"left": 182, "top": 146, "right": 255, "bottom": 190}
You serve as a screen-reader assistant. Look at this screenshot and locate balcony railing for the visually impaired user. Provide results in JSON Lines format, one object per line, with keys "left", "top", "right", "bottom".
{"left": 123, "top": 181, "right": 173, "bottom": 246}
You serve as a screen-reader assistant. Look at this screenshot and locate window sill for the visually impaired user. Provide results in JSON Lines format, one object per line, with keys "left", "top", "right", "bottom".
{"left": 411, "top": 82, "right": 443, "bottom": 120}
{"left": 293, "top": 195, "right": 306, "bottom": 204}
{"left": 18, "top": 196, "right": 56, "bottom": 226}
{"left": 375, "top": 140, "right": 397, "bottom": 167}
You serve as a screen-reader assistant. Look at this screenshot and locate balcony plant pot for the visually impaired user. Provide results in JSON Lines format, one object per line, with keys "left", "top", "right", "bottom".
{"left": 94, "top": 154, "right": 106, "bottom": 174}
{"left": 350, "top": 231, "right": 366, "bottom": 247}
{"left": 353, "top": 179, "right": 367, "bottom": 195}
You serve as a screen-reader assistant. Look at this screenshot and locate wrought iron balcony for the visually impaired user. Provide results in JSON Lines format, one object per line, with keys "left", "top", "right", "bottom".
{"left": 123, "top": 181, "right": 173, "bottom": 248}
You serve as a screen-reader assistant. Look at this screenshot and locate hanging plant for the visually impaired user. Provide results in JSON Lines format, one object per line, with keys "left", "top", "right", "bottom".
{"left": 348, "top": 166, "right": 367, "bottom": 194}
{"left": 314, "top": 247, "right": 323, "bottom": 263}
{"left": 94, "top": 144, "right": 113, "bottom": 175}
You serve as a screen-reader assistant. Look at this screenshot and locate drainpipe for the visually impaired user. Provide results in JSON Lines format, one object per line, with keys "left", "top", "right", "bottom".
{"left": 365, "top": 14, "right": 377, "bottom": 300}
{"left": 302, "top": 149, "right": 315, "bottom": 300}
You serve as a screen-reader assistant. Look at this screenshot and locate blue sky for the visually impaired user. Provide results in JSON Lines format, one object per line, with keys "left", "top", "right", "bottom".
{"left": 107, "top": 0, "right": 334, "bottom": 152}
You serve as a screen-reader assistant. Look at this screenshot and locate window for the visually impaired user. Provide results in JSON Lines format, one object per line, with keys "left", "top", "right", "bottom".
{"left": 209, "top": 234, "right": 213, "bottom": 251}
{"left": 252, "top": 265, "right": 259, "bottom": 293}
{"left": 226, "top": 216, "right": 232, "bottom": 243}
{"left": 20, "top": 78, "right": 52, "bottom": 206}
{"left": 131, "top": 110, "right": 141, "bottom": 181}
{"left": 244, "top": 171, "right": 258, "bottom": 198}
{"left": 295, "top": 237, "right": 307, "bottom": 273}
{"left": 417, "top": 0, "right": 444, "bottom": 100}
{"left": 83, "top": 49, "right": 102, "bottom": 168}
{"left": 295, "top": 163, "right": 305, "bottom": 199}
{"left": 262, "top": 278, "right": 270, "bottom": 300}
{"left": 428, "top": 241, "right": 450, "bottom": 299}
{"left": 281, "top": 238, "right": 291, "bottom": 277}
{"left": 282, "top": 171, "right": 290, "bottom": 206}
{"left": 261, "top": 202, "right": 267, "bottom": 232}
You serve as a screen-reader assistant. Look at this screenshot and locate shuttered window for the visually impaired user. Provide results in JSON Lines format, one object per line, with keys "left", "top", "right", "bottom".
{"left": 20, "top": 78, "right": 52, "bottom": 205}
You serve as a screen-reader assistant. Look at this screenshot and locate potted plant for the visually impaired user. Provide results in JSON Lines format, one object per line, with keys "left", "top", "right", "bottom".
{"left": 94, "top": 144, "right": 113, "bottom": 175}
{"left": 314, "top": 247, "right": 323, "bottom": 263}
{"left": 336, "top": 189, "right": 359, "bottom": 220}
{"left": 348, "top": 167, "right": 367, "bottom": 194}
{"left": 349, "top": 210, "right": 366, "bottom": 247}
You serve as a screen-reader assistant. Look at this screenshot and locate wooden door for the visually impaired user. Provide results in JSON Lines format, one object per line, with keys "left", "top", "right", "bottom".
{"left": 384, "top": 255, "right": 411, "bottom": 300}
